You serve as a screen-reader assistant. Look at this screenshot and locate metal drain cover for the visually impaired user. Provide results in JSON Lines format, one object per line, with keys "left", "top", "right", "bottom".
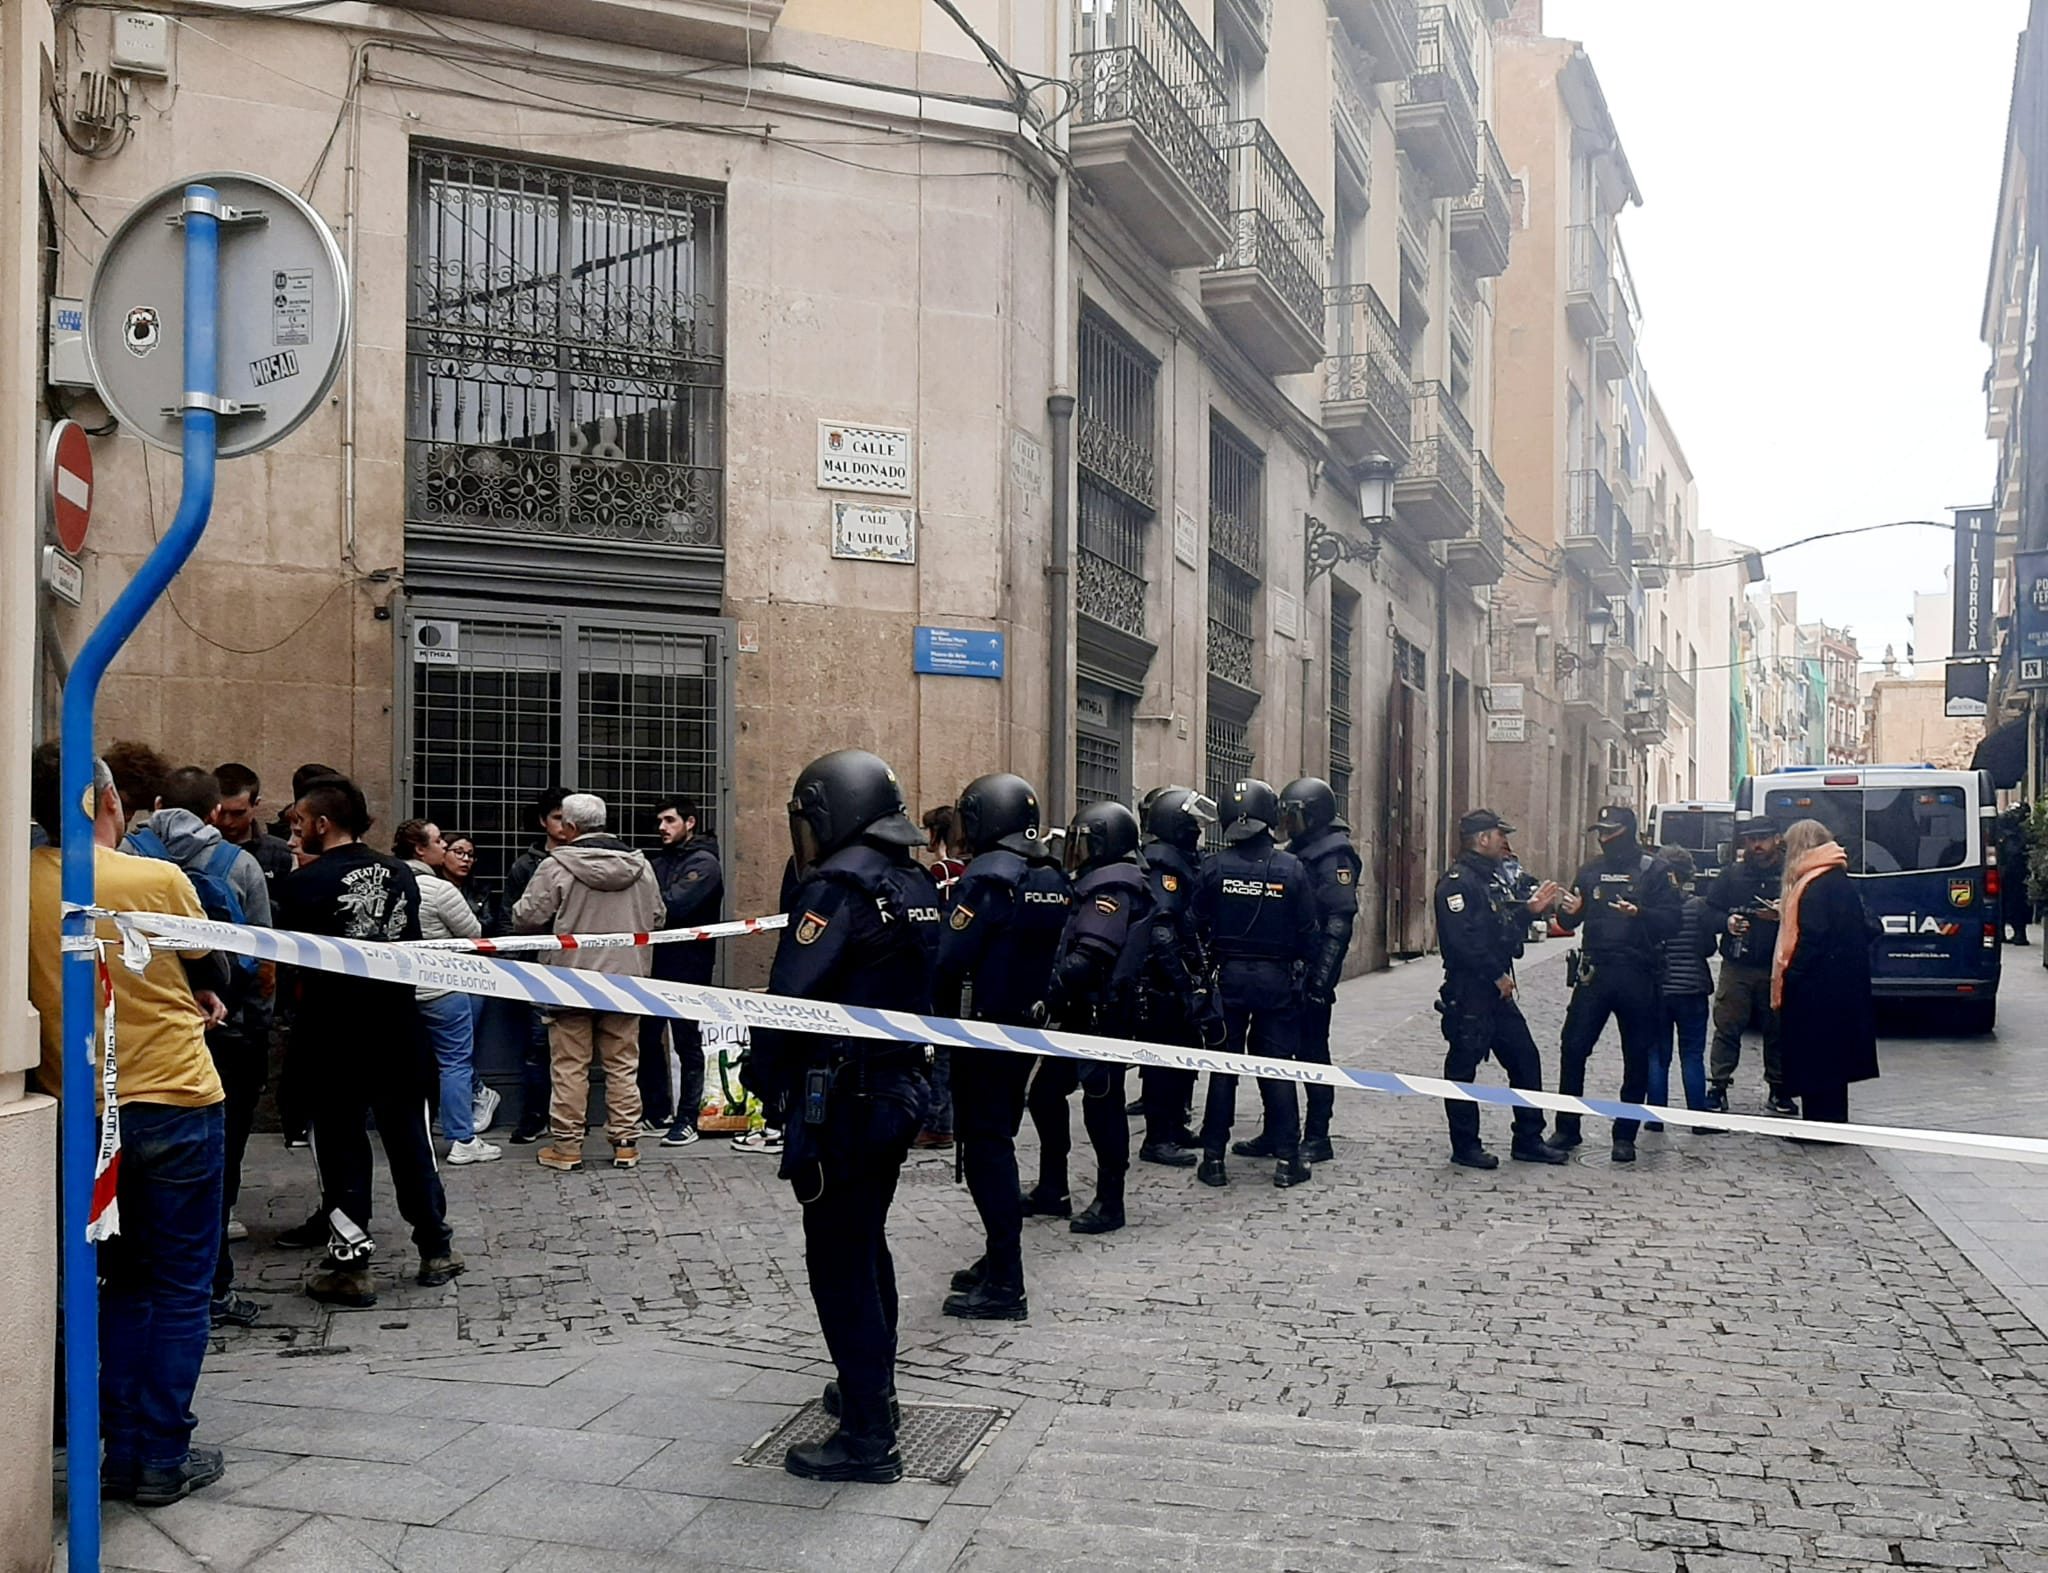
{"left": 740, "top": 1399, "right": 1010, "bottom": 1484}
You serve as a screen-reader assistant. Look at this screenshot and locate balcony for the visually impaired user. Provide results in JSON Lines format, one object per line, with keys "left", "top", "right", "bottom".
{"left": 1449, "top": 121, "right": 1513, "bottom": 277}
{"left": 410, "top": 0, "right": 779, "bottom": 55}
{"left": 1332, "top": 0, "right": 1418, "bottom": 83}
{"left": 1594, "top": 255, "right": 1638, "bottom": 382}
{"left": 1070, "top": 0, "right": 1232, "bottom": 269}
{"left": 1331, "top": 41, "right": 1373, "bottom": 197}
{"left": 1565, "top": 225, "right": 1610, "bottom": 341}
{"left": 1203, "top": 119, "right": 1327, "bottom": 375}
{"left": 1565, "top": 470, "right": 1632, "bottom": 596}
{"left": 1446, "top": 451, "right": 1507, "bottom": 585}
{"left": 1632, "top": 505, "right": 1668, "bottom": 589}
{"left": 1656, "top": 651, "right": 1696, "bottom": 723}
{"left": 1322, "top": 283, "right": 1412, "bottom": 464}
{"left": 1558, "top": 652, "right": 1622, "bottom": 740}
{"left": 1625, "top": 673, "right": 1670, "bottom": 743}
{"left": 1397, "top": 7, "right": 1480, "bottom": 199}
{"left": 1393, "top": 381, "right": 1476, "bottom": 542}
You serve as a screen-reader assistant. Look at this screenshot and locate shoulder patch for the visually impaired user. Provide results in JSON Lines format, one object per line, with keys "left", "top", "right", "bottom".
{"left": 795, "top": 910, "right": 830, "bottom": 945}
{"left": 1162, "top": 874, "right": 1179, "bottom": 893}
{"left": 1336, "top": 867, "right": 1353, "bottom": 885}
{"left": 1094, "top": 895, "right": 1120, "bottom": 915}
{"left": 1446, "top": 892, "right": 1466, "bottom": 913}
{"left": 684, "top": 869, "right": 704, "bottom": 882}
{"left": 949, "top": 905, "right": 975, "bottom": 931}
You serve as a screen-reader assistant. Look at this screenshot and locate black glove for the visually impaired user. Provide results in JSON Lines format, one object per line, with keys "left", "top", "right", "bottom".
{"left": 1194, "top": 989, "right": 1226, "bottom": 1050}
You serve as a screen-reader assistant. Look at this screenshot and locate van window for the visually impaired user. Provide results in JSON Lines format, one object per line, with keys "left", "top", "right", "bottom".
{"left": 1764, "top": 786, "right": 1971, "bottom": 875}
{"left": 1656, "top": 810, "right": 1732, "bottom": 853}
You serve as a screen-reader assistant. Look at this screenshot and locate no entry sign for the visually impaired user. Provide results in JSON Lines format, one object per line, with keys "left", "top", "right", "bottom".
{"left": 43, "top": 420, "right": 92, "bottom": 555}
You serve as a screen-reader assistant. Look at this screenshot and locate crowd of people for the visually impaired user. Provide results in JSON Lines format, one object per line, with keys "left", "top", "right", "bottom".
{"left": 26, "top": 732, "right": 1865, "bottom": 1500}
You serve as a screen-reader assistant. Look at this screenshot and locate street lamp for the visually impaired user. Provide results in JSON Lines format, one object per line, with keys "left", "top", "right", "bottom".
{"left": 1305, "top": 454, "right": 1397, "bottom": 584}
{"left": 1586, "top": 603, "right": 1615, "bottom": 652}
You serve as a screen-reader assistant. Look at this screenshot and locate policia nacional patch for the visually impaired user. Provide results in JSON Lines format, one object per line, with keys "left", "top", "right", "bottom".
{"left": 950, "top": 906, "right": 975, "bottom": 931}
{"left": 795, "top": 910, "right": 830, "bottom": 944}
{"left": 1446, "top": 893, "right": 1466, "bottom": 912}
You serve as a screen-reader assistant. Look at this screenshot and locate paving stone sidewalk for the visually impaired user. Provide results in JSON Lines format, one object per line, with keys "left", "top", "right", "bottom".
{"left": 71, "top": 942, "right": 2048, "bottom": 1573}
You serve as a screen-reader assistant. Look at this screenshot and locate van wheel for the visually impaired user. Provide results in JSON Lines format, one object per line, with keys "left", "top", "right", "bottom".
{"left": 1956, "top": 1000, "right": 1998, "bottom": 1035}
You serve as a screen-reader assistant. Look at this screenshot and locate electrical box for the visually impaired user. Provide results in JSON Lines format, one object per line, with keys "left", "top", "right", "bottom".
{"left": 110, "top": 12, "right": 170, "bottom": 77}
{"left": 46, "top": 297, "right": 93, "bottom": 389}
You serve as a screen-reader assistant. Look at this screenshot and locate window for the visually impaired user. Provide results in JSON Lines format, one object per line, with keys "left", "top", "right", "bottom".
{"left": 1394, "top": 632, "right": 1427, "bottom": 692}
{"left": 408, "top": 148, "right": 725, "bottom": 549}
{"left": 1077, "top": 311, "right": 1158, "bottom": 639}
{"left": 1076, "top": 683, "right": 1130, "bottom": 807}
{"left": 1204, "top": 713, "right": 1254, "bottom": 848}
{"left": 1762, "top": 786, "right": 1973, "bottom": 875}
{"left": 1329, "top": 592, "right": 1356, "bottom": 814}
{"left": 1207, "top": 416, "right": 1264, "bottom": 691}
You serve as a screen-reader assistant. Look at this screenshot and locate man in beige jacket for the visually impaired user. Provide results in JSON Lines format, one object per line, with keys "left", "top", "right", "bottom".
{"left": 511, "top": 792, "right": 664, "bottom": 1171}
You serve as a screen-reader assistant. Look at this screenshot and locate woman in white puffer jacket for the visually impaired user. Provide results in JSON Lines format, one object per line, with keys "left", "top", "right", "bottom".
{"left": 394, "top": 820, "right": 499, "bottom": 1164}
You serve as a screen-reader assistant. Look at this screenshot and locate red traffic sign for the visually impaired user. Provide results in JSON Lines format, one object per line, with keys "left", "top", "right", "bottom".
{"left": 44, "top": 420, "right": 93, "bottom": 555}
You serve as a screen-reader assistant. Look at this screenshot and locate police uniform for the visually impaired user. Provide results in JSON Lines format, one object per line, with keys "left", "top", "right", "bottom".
{"left": 1193, "top": 783, "right": 1320, "bottom": 1187}
{"left": 934, "top": 845, "right": 1069, "bottom": 1310}
{"left": 1024, "top": 824, "right": 1154, "bottom": 1233}
{"left": 1433, "top": 813, "right": 1558, "bottom": 1165}
{"left": 1280, "top": 796, "right": 1361, "bottom": 1160}
{"left": 1553, "top": 806, "right": 1683, "bottom": 1159}
{"left": 1135, "top": 837, "right": 1213, "bottom": 1159}
{"left": 744, "top": 749, "right": 936, "bottom": 1484}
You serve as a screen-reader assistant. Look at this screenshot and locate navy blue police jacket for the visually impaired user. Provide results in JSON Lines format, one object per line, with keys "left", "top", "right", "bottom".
{"left": 933, "top": 848, "right": 1070, "bottom": 1026}
{"left": 1138, "top": 840, "right": 1209, "bottom": 1036}
{"left": 1045, "top": 861, "right": 1155, "bottom": 1034}
{"left": 1556, "top": 843, "right": 1682, "bottom": 966}
{"left": 1191, "top": 834, "right": 1319, "bottom": 1011}
{"left": 1435, "top": 849, "right": 1523, "bottom": 988}
{"left": 1289, "top": 825, "right": 1363, "bottom": 997}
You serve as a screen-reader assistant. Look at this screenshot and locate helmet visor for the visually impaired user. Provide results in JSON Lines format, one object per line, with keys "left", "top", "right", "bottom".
{"left": 1279, "top": 801, "right": 1308, "bottom": 841}
{"left": 789, "top": 807, "right": 825, "bottom": 879}
{"left": 1063, "top": 822, "right": 1095, "bottom": 873}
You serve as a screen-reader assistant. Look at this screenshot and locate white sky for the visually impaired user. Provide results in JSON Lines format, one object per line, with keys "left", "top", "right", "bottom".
{"left": 1543, "top": 0, "right": 2025, "bottom": 672}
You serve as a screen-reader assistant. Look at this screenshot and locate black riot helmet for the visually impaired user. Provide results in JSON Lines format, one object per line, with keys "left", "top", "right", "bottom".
{"left": 1064, "top": 800, "right": 1141, "bottom": 874}
{"left": 787, "top": 749, "right": 924, "bottom": 874}
{"left": 1221, "top": 778, "right": 1282, "bottom": 845}
{"left": 1141, "top": 786, "right": 1218, "bottom": 856}
{"left": 955, "top": 772, "right": 1044, "bottom": 858}
{"left": 1279, "top": 777, "right": 1342, "bottom": 842}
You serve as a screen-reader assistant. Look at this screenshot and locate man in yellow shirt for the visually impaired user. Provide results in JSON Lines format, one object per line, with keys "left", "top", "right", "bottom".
{"left": 27, "top": 744, "right": 230, "bottom": 1509}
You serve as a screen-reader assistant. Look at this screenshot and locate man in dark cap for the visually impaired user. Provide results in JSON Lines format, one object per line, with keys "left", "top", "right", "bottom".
{"left": 1552, "top": 805, "right": 1683, "bottom": 1163}
{"left": 1434, "top": 809, "right": 1572, "bottom": 1168}
{"left": 1700, "top": 816, "right": 1793, "bottom": 1116}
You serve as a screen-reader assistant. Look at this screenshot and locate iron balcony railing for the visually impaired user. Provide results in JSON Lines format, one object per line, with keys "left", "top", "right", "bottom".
{"left": 1567, "top": 224, "right": 1610, "bottom": 305}
{"left": 1400, "top": 7, "right": 1478, "bottom": 143}
{"left": 1404, "top": 381, "right": 1476, "bottom": 520}
{"left": 1073, "top": 49, "right": 1230, "bottom": 228}
{"left": 1074, "top": 0, "right": 1227, "bottom": 108}
{"left": 1567, "top": 469, "right": 1618, "bottom": 559}
{"left": 1210, "top": 118, "right": 1327, "bottom": 337}
{"left": 1322, "top": 282, "right": 1411, "bottom": 437}
{"left": 1656, "top": 651, "right": 1697, "bottom": 721}
{"left": 1331, "top": 40, "right": 1373, "bottom": 188}
{"left": 1452, "top": 122, "right": 1513, "bottom": 242}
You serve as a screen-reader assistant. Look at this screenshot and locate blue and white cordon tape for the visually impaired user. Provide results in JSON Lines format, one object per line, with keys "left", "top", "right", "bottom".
{"left": 83, "top": 905, "right": 2048, "bottom": 1168}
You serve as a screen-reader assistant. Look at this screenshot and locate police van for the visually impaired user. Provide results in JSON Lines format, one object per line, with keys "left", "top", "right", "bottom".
{"left": 1648, "top": 801, "right": 1735, "bottom": 886}
{"left": 1734, "top": 765, "right": 2002, "bottom": 1032}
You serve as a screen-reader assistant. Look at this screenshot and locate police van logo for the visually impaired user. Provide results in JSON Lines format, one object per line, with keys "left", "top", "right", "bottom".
{"left": 795, "top": 910, "right": 830, "bottom": 945}
{"left": 1446, "top": 893, "right": 1466, "bottom": 913}
{"left": 1950, "top": 880, "right": 1974, "bottom": 908}
{"left": 950, "top": 906, "right": 975, "bottom": 931}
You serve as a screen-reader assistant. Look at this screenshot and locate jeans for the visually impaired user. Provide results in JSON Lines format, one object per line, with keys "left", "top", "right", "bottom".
{"left": 100, "top": 1101, "right": 225, "bottom": 1472}
{"left": 417, "top": 991, "right": 477, "bottom": 1145}
{"left": 636, "top": 1016, "right": 707, "bottom": 1129}
{"left": 1650, "top": 994, "right": 1710, "bottom": 1114}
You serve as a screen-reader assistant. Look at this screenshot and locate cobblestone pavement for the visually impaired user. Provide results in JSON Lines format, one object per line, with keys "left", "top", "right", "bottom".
{"left": 77, "top": 941, "right": 2048, "bottom": 1573}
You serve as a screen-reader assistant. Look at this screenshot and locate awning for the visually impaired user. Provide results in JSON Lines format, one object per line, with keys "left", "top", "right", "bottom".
{"left": 1972, "top": 716, "right": 2028, "bottom": 788}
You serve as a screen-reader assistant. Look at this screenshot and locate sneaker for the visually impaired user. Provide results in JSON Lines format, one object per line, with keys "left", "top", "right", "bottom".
{"left": 732, "top": 1128, "right": 784, "bottom": 1155}
{"left": 638, "top": 1116, "right": 668, "bottom": 1136}
{"left": 224, "top": 1215, "right": 248, "bottom": 1243}
{"left": 283, "top": 1133, "right": 311, "bottom": 1150}
{"left": 1766, "top": 1094, "right": 1800, "bottom": 1118}
{"left": 306, "top": 1258, "right": 377, "bottom": 1309}
{"left": 209, "top": 1293, "right": 261, "bottom": 1328}
{"left": 612, "top": 1142, "right": 641, "bottom": 1170}
{"left": 661, "top": 1120, "right": 701, "bottom": 1148}
{"left": 275, "top": 1213, "right": 329, "bottom": 1251}
{"left": 537, "top": 1145, "right": 584, "bottom": 1172}
{"left": 134, "top": 1445, "right": 226, "bottom": 1508}
{"left": 447, "top": 1137, "right": 502, "bottom": 1166}
{"left": 417, "top": 1252, "right": 466, "bottom": 1287}
{"left": 1703, "top": 1086, "right": 1729, "bottom": 1114}
{"left": 508, "top": 1115, "right": 547, "bottom": 1145}
{"left": 472, "top": 1084, "right": 502, "bottom": 1132}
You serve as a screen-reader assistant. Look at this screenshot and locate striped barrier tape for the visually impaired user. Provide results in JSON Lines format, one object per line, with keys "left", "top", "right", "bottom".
{"left": 408, "top": 913, "right": 787, "bottom": 954}
{"left": 77, "top": 905, "right": 2048, "bottom": 1169}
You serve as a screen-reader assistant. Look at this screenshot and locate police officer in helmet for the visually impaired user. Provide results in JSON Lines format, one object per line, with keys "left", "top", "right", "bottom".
{"left": 1553, "top": 804, "right": 1683, "bottom": 1163}
{"left": 1134, "top": 787, "right": 1223, "bottom": 1166}
{"left": 1435, "top": 809, "right": 1571, "bottom": 1168}
{"left": 742, "top": 749, "right": 940, "bottom": 1483}
{"left": 933, "top": 772, "right": 1069, "bottom": 1321}
{"left": 1022, "top": 801, "right": 1159, "bottom": 1234}
{"left": 1193, "top": 779, "right": 1320, "bottom": 1189}
{"left": 1233, "top": 777, "right": 1361, "bottom": 1166}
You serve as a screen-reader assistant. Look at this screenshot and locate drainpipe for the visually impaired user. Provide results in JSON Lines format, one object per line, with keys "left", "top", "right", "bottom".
{"left": 1436, "top": 562, "right": 1452, "bottom": 871}
{"left": 1046, "top": 0, "right": 1075, "bottom": 822}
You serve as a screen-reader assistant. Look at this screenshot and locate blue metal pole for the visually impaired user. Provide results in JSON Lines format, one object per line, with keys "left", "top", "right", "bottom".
{"left": 61, "top": 186, "right": 220, "bottom": 1573}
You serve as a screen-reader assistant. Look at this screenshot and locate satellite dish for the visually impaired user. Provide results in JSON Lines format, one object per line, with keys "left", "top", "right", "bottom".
{"left": 82, "top": 171, "right": 349, "bottom": 459}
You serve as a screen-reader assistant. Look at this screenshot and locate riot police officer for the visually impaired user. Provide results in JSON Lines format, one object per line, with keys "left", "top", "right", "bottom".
{"left": 1133, "top": 787, "right": 1220, "bottom": 1166}
{"left": 1553, "top": 804, "right": 1683, "bottom": 1163}
{"left": 1023, "top": 801, "right": 1163, "bottom": 1234}
{"left": 1435, "top": 809, "right": 1571, "bottom": 1168}
{"left": 933, "top": 772, "right": 1069, "bottom": 1321}
{"left": 1193, "top": 779, "right": 1320, "bottom": 1189}
{"left": 742, "top": 749, "right": 940, "bottom": 1484}
{"left": 1232, "top": 777, "right": 1362, "bottom": 1166}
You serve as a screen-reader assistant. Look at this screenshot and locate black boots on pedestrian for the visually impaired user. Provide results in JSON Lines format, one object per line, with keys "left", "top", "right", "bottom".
{"left": 1300, "top": 1134, "right": 1334, "bottom": 1165}
{"left": 949, "top": 1255, "right": 988, "bottom": 1293}
{"left": 1611, "top": 1138, "right": 1637, "bottom": 1164}
{"left": 1230, "top": 1132, "right": 1277, "bottom": 1159}
{"left": 785, "top": 1388, "right": 903, "bottom": 1484}
{"left": 1548, "top": 1115, "right": 1583, "bottom": 1150}
{"left": 1018, "top": 1186, "right": 1071, "bottom": 1218}
{"left": 1272, "top": 1154, "right": 1311, "bottom": 1188}
{"left": 1138, "top": 1139, "right": 1198, "bottom": 1169}
{"left": 1196, "top": 1151, "right": 1228, "bottom": 1187}
{"left": 1511, "top": 1134, "right": 1568, "bottom": 1165}
{"left": 1070, "top": 1175, "right": 1125, "bottom": 1234}
{"left": 822, "top": 1380, "right": 901, "bottom": 1429}
{"left": 943, "top": 1261, "right": 1029, "bottom": 1321}
{"left": 1450, "top": 1145, "right": 1500, "bottom": 1170}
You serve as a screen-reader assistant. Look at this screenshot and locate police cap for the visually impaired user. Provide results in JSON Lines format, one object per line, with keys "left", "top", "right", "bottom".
{"left": 1458, "top": 808, "right": 1515, "bottom": 839}
{"left": 1590, "top": 804, "right": 1638, "bottom": 835}
{"left": 1735, "top": 815, "right": 1781, "bottom": 840}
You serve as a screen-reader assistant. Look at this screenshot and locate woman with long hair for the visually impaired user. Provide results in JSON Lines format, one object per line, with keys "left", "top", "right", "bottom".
{"left": 1771, "top": 818, "right": 1879, "bottom": 1125}
{"left": 392, "top": 819, "right": 499, "bottom": 1164}
{"left": 441, "top": 834, "right": 499, "bottom": 936}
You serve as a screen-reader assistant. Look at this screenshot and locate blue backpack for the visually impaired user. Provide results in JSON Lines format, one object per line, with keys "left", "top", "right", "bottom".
{"left": 126, "top": 829, "right": 259, "bottom": 975}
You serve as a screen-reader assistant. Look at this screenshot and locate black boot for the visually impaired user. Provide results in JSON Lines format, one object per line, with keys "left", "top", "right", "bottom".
{"left": 1450, "top": 1145, "right": 1500, "bottom": 1170}
{"left": 1511, "top": 1133, "right": 1569, "bottom": 1165}
{"left": 785, "top": 1390, "right": 903, "bottom": 1484}
{"left": 949, "top": 1256, "right": 988, "bottom": 1293}
{"left": 1272, "top": 1154, "right": 1311, "bottom": 1188}
{"left": 822, "top": 1380, "right": 901, "bottom": 1429}
{"left": 943, "top": 1262, "right": 1029, "bottom": 1321}
{"left": 1548, "top": 1115, "right": 1583, "bottom": 1151}
{"left": 1230, "top": 1132, "right": 1276, "bottom": 1159}
{"left": 1610, "top": 1138, "right": 1637, "bottom": 1164}
{"left": 1139, "top": 1139, "right": 1198, "bottom": 1169}
{"left": 1299, "top": 1135, "right": 1334, "bottom": 1165}
{"left": 1071, "top": 1175, "right": 1125, "bottom": 1234}
{"left": 1196, "top": 1151, "right": 1228, "bottom": 1188}
{"left": 1018, "top": 1187, "right": 1071, "bottom": 1218}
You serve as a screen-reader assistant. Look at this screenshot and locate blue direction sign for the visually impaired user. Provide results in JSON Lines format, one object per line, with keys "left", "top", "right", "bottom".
{"left": 915, "top": 626, "right": 1005, "bottom": 679}
{"left": 2015, "top": 550, "right": 2048, "bottom": 688}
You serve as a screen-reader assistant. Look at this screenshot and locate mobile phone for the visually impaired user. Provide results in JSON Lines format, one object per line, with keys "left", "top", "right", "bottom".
{"left": 803, "top": 1067, "right": 830, "bottom": 1126}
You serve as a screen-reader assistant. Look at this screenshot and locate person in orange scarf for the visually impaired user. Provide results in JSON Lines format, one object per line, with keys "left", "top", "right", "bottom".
{"left": 1771, "top": 818, "right": 1879, "bottom": 1124}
